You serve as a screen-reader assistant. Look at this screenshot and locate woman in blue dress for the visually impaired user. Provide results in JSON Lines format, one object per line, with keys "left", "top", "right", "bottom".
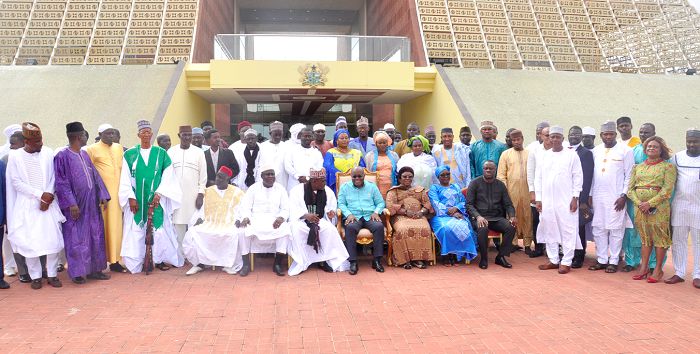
{"left": 428, "top": 165, "right": 478, "bottom": 266}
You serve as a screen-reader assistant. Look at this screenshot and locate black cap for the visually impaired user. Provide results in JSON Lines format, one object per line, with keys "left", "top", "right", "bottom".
{"left": 66, "top": 122, "right": 85, "bottom": 134}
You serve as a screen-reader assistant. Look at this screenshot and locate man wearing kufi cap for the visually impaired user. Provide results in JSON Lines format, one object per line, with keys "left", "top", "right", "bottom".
{"left": 6, "top": 122, "right": 66, "bottom": 289}
{"left": 666, "top": 129, "right": 700, "bottom": 288}
{"left": 1, "top": 124, "right": 23, "bottom": 278}
{"left": 588, "top": 121, "right": 634, "bottom": 273}
{"left": 311, "top": 123, "right": 333, "bottom": 156}
{"left": 284, "top": 126, "right": 324, "bottom": 192}
{"left": 349, "top": 116, "right": 375, "bottom": 159}
{"left": 470, "top": 120, "right": 507, "bottom": 178}
{"left": 535, "top": 125, "right": 583, "bottom": 274}
{"left": 335, "top": 116, "right": 348, "bottom": 131}
{"left": 54, "top": 122, "right": 112, "bottom": 284}
{"left": 457, "top": 126, "right": 472, "bottom": 148}
{"left": 0, "top": 124, "right": 22, "bottom": 160}
{"left": 156, "top": 134, "right": 171, "bottom": 151}
{"left": 119, "top": 120, "right": 183, "bottom": 273}
{"left": 581, "top": 126, "right": 596, "bottom": 150}
{"left": 497, "top": 129, "right": 532, "bottom": 251}
{"left": 87, "top": 124, "right": 125, "bottom": 272}
{"left": 383, "top": 123, "right": 396, "bottom": 143}
{"left": 259, "top": 121, "right": 288, "bottom": 190}
{"left": 233, "top": 128, "right": 263, "bottom": 191}
{"left": 526, "top": 121, "right": 550, "bottom": 152}
{"left": 191, "top": 127, "right": 206, "bottom": 150}
{"left": 394, "top": 122, "right": 420, "bottom": 157}
{"left": 526, "top": 125, "right": 552, "bottom": 258}
{"left": 287, "top": 168, "right": 349, "bottom": 275}
{"left": 168, "top": 125, "right": 207, "bottom": 253}
{"left": 616, "top": 116, "right": 641, "bottom": 148}
{"left": 232, "top": 121, "right": 252, "bottom": 152}
{"left": 433, "top": 127, "right": 471, "bottom": 189}
{"left": 182, "top": 166, "right": 246, "bottom": 276}
{"left": 236, "top": 164, "right": 292, "bottom": 276}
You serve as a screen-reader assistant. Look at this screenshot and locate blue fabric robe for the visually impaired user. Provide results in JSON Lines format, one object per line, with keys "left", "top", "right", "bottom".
{"left": 428, "top": 183, "right": 478, "bottom": 261}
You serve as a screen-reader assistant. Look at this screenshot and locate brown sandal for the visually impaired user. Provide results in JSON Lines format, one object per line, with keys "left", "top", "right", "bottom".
{"left": 588, "top": 262, "right": 607, "bottom": 271}
{"left": 156, "top": 263, "right": 171, "bottom": 271}
{"left": 605, "top": 264, "right": 618, "bottom": 273}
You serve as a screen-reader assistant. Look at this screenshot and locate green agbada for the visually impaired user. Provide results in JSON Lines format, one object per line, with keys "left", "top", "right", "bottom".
{"left": 123, "top": 145, "right": 172, "bottom": 229}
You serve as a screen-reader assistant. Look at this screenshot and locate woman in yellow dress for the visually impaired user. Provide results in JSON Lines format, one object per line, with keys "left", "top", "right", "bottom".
{"left": 323, "top": 129, "right": 365, "bottom": 192}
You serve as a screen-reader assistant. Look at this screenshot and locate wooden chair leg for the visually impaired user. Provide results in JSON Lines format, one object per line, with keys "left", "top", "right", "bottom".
{"left": 288, "top": 255, "right": 292, "bottom": 268}
{"left": 387, "top": 239, "right": 393, "bottom": 266}
{"left": 250, "top": 253, "right": 254, "bottom": 272}
{"left": 430, "top": 234, "right": 436, "bottom": 266}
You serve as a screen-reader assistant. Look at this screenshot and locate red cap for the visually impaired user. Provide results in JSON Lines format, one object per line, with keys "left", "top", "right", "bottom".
{"left": 218, "top": 166, "right": 233, "bottom": 178}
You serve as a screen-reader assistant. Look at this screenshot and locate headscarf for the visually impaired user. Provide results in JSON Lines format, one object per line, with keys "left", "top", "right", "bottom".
{"left": 373, "top": 130, "right": 392, "bottom": 146}
{"left": 289, "top": 123, "right": 305, "bottom": 145}
{"left": 435, "top": 165, "right": 450, "bottom": 179}
{"left": 408, "top": 135, "right": 431, "bottom": 154}
{"left": 333, "top": 129, "right": 350, "bottom": 147}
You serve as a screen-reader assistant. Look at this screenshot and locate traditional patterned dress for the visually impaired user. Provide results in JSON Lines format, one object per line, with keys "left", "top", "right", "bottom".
{"left": 386, "top": 186, "right": 434, "bottom": 265}
{"left": 627, "top": 160, "right": 676, "bottom": 248}
{"left": 432, "top": 144, "right": 471, "bottom": 188}
{"left": 428, "top": 183, "right": 478, "bottom": 261}
{"left": 365, "top": 150, "right": 398, "bottom": 198}
{"left": 323, "top": 147, "right": 365, "bottom": 192}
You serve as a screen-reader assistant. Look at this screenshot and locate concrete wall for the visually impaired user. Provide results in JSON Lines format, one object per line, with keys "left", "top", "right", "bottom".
{"left": 159, "top": 72, "right": 213, "bottom": 139}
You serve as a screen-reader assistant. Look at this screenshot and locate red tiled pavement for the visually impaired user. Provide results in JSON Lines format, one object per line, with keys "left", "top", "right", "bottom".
{"left": 0, "top": 245, "right": 698, "bottom": 353}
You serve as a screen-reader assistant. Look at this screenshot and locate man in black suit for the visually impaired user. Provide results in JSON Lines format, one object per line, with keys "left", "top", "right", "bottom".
{"left": 203, "top": 129, "right": 239, "bottom": 186}
{"left": 568, "top": 126, "right": 594, "bottom": 268}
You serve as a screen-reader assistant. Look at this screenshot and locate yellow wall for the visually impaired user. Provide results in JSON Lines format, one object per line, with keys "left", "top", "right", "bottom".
{"left": 397, "top": 70, "right": 465, "bottom": 135}
{"left": 159, "top": 70, "right": 212, "bottom": 137}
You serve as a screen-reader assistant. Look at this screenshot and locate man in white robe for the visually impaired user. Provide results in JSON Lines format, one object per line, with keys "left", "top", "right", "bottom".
{"left": 284, "top": 127, "right": 323, "bottom": 192}
{"left": 5, "top": 122, "right": 65, "bottom": 289}
{"left": 589, "top": 121, "right": 634, "bottom": 273}
{"left": 119, "top": 120, "right": 183, "bottom": 273}
{"left": 535, "top": 125, "right": 583, "bottom": 274}
{"left": 260, "top": 121, "right": 288, "bottom": 190}
{"left": 168, "top": 125, "right": 207, "bottom": 253}
{"left": 183, "top": 166, "right": 245, "bottom": 276}
{"left": 237, "top": 164, "right": 292, "bottom": 276}
{"left": 233, "top": 129, "right": 263, "bottom": 191}
{"left": 526, "top": 126, "right": 551, "bottom": 258}
{"left": 288, "top": 168, "right": 349, "bottom": 276}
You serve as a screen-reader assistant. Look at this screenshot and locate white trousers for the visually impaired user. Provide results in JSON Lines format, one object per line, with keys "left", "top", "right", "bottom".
{"left": 593, "top": 227, "right": 625, "bottom": 265}
{"left": 672, "top": 226, "right": 700, "bottom": 279}
{"left": 2, "top": 234, "right": 16, "bottom": 271}
{"left": 240, "top": 235, "right": 289, "bottom": 255}
{"left": 546, "top": 240, "right": 575, "bottom": 266}
{"left": 174, "top": 224, "right": 187, "bottom": 255}
{"left": 27, "top": 253, "right": 59, "bottom": 280}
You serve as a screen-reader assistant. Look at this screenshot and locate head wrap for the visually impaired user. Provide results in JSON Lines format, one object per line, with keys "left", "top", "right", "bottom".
{"left": 441, "top": 127, "right": 453, "bottom": 134}
{"left": 178, "top": 125, "right": 192, "bottom": 133}
{"left": 357, "top": 116, "right": 369, "bottom": 127}
{"left": 373, "top": 130, "right": 392, "bottom": 146}
{"left": 97, "top": 123, "right": 112, "bottom": 134}
{"left": 434, "top": 165, "right": 450, "bottom": 178}
{"left": 21, "top": 122, "right": 41, "bottom": 139}
{"left": 616, "top": 116, "right": 632, "bottom": 125}
{"left": 313, "top": 123, "right": 326, "bottom": 131}
{"left": 289, "top": 123, "right": 305, "bottom": 145}
{"left": 218, "top": 166, "right": 233, "bottom": 178}
{"left": 425, "top": 125, "right": 435, "bottom": 134}
{"left": 66, "top": 122, "right": 85, "bottom": 134}
{"left": 582, "top": 126, "right": 596, "bottom": 135}
{"left": 137, "top": 120, "right": 151, "bottom": 132}
{"left": 408, "top": 135, "right": 431, "bottom": 154}
{"left": 686, "top": 128, "right": 700, "bottom": 138}
{"left": 397, "top": 166, "right": 414, "bottom": 178}
{"left": 480, "top": 120, "right": 496, "bottom": 130}
{"left": 310, "top": 168, "right": 326, "bottom": 179}
{"left": 333, "top": 129, "right": 350, "bottom": 147}
{"left": 549, "top": 125, "right": 564, "bottom": 135}
{"left": 335, "top": 116, "right": 347, "bottom": 127}
{"left": 460, "top": 126, "right": 471, "bottom": 134}
{"left": 237, "top": 120, "right": 252, "bottom": 131}
{"left": 601, "top": 121, "right": 616, "bottom": 133}
{"left": 536, "top": 121, "right": 550, "bottom": 129}
{"left": 244, "top": 128, "right": 258, "bottom": 138}
{"left": 509, "top": 129, "right": 523, "bottom": 139}
{"left": 269, "top": 121, "right": 283, "bottom": 132}
{"left": 383, "top": 123, "right": 395, "bottom": 130}
{"left": 192, "top": 127, "right": 204, "bottom": 135}
{"left": 259, "top": 163, "right": 276, "bottom": 175}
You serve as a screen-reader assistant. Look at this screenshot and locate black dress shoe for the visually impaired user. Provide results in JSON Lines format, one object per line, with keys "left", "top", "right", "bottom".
{"left": 72, "top": 277, "right": 86, "bottom": 284}
{"left": 479, "top": 257, "right": 488, "bottom": 269}
{"left": 239, "top": 254, "right": 251, "bottom": 277}
{"left": 318, "top": 262, "right": 334, "bottom": 273}
{"left": 512, "top": 245, "right": 523, "bottom": 252}
{"left": 19, "top": 274, "right": 31, "bottom": 283}
{"left": 349, "top": 261, "right": 358, "bottom": 275}
{"left": 372, "top": 258, "right": 384, "bottom": 273}
{"left": 109, "top": 263, "right": 127, "bottom": 273}
{"left": 529, "top": 249, "right": 544, "bottom": 258}
{"left": 87, "top": 272, "right": 111, "bottom": 280}
{"left": 0, "top": 280, "right": 10, "bottom": 289}
{"left": 495, "top": 256, "right": 512, "bottom": 268}
{"left": 273, "top": 253, "right": 286, "bottom": 276}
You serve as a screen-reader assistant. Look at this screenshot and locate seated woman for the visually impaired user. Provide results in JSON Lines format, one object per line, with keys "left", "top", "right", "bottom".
{"left": 323, "top": 129, "right": 365, "bottom": 192}
{"left": 397, "top": 135, "right": 436, "bottom": 190}
{"left": 428, "top": 166, "right": 478, "bottom": 266}
{"left": 628, "top": 136, "right": 676, "bottom": 283}
{"left": 365, "top": 130, "right": 399, "bottom": 198}
{"left": 386, "top": 166, "right": 434, "bottom": 269}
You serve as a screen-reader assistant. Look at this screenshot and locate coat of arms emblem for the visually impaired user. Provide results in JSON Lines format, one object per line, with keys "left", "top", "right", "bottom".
{"left": 299, "top": 63, "right": 329, "bottom": 88}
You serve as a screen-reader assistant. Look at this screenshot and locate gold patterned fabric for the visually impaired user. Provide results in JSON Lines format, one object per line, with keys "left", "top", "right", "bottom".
{"left": 386, "top": 186, "right": 434, "bottom": 265}
{"left": 627, "top": 160, "right": 677, "bottom": 248}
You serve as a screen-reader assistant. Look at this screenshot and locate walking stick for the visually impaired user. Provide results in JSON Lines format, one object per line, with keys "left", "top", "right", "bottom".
{"left": 143, "top": 202, "right": 156, "bottom": 275}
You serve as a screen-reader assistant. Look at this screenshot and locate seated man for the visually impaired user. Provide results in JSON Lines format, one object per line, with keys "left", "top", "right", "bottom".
{"left": 466, "top": 160, "right": 516, "bottom": 269}
{"left": 338, "top": 167, "right": 386, "bottom": 275}
{"left": 288, "top": 168, "right": 349, "bottom": 275}
{"left": 183, "top": 166, "right": 245, "bottom": 276}
{"left": 237, "top": 164, "right": 291, "bottom": 276}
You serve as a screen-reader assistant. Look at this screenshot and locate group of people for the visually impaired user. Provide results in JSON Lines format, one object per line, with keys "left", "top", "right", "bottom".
{"left": 0, "top": 115, "right": 697, "bottom": 290}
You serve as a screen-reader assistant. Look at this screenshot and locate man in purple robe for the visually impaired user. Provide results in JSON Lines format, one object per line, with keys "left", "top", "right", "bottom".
{"left": 54, "top": 122, "right": 111, "bottom": 284}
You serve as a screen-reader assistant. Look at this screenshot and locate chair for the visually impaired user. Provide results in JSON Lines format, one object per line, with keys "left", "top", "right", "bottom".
{"left": 461, "top": 187, "right": 503, "bottom": 244}
{"left": 335, "top": 169, "right": 393, "bottom": 264}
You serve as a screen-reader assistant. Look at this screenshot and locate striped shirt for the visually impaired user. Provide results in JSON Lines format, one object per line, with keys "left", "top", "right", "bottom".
{"left": 671, "top": 150, "right": 700, "bottom": 228}
{"left": 22, "top": 150, "right": 44, "bottom": 191}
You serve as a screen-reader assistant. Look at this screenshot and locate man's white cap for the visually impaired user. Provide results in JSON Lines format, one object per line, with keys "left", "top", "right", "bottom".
{"left": 97, "top": 123, "right": 113, "bottom": 134}
{"left": 383, "top": 123, "right": 396, "bottom": 130}
{"left": 259, "top": 163, "right": 276, "bottom": 175}
{"left": 582, "top": 126, "right": 596, "bottom": 135}
{"left": 549, "top": 125, "right": 564, "bottom": 135}
{"left": 4, "top": 124, "right": 22, "bottom": 138}
{"left": 313, "top": 123, "right": 326, "bottom": 131}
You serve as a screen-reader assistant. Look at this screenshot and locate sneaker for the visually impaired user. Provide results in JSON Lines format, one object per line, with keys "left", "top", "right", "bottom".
{"left": 185, "top": 265, "right": 203, "bottom": 275}
{"left": 222, "top": 266, "right": 238, "bottom": 275}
